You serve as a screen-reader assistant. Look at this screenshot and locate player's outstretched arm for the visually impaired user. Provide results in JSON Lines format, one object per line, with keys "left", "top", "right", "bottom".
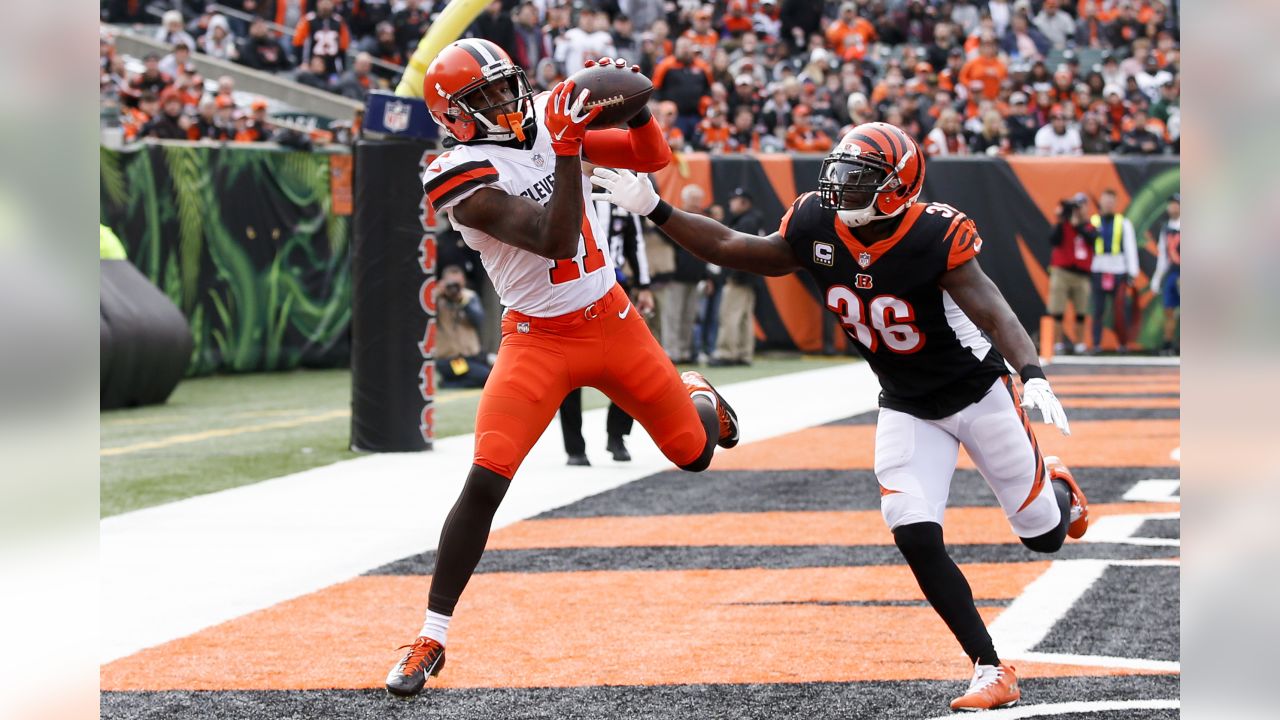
{"left": 940, "top": 260, "right": 1070, "bottom": 434}
{"left": 591, "top": 167, "right": 799, "bottom": 276}
{"left": 452, "top": 80, "right": 601, "bottom": 261}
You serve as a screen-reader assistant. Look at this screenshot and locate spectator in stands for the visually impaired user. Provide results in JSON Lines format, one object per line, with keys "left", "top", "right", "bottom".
{"left": 610, "top": 13, "right": 641, "bottom": 64}
{"left": 142, "top": 88, "right": 191, "bottom": 140}
{"left": 959, "top": 33, "right": 1007, "bottom": 101}
{"left": 122, "top": 91, "right": 160, "bottom": 142}
{"left": 827, "top": 2, "right": 877, "bottom": 51}
{"left": 200, "top": 14, "right": 240, "bottom": 61}
{"left": 189, "top": 98, "right": 227, "bottom": 141}
{"left": 509, "top": 3, "right": 548, "bottom": 73}
{"left": 1033, "top": 0, "right": 1076, "bottom": 49}
{"left": 233, "top": 98, "right": 271, "bottom": 142}
{"left": 1089, "top": 189, "right": 1139, "bottom": 353}
{"left": 970, "top": 109, "right": 1011, "bottom": 155}
{"left": 360, "top": 21, "right": 406, "bottom": 80}
{"left": 1076, "top": 0, "right": 1107, "bottom": 48}
{"left": 655, "top": 185, "right": 711, "bottom": 364}
{"left": 726, "top": 106, "right": 761, "bottom": 153}
{"left": 924, "top": 107, "right": 970, "bottom": 156}
{"left": 1035, "top": 107, "right": 1082, "bottom": 155}
{"left": 684, "top": 6, "right": 720, "bottom": 57}
{"left": 156, "top": 10, "right": 197, "bottom": 50}
{"left": 653, "top": 37, "right": 712, "bottom": 142}
{"left": 1135, "top": 55, "right": 1173, "bottom": 103}
{"left": 655, "top": 100, "right": 687, "bottom": 151}
{"left": 1046, "top": 193, "right": 1096, "bottom": 355}
{"left": 721, "top": 1, "right": 754, "bottom": 39}
{"left": 1079, "top": 112, "right": 1112, "bottom": 154}
{"left": 533, "top": 57, "right": 561, "bottom": 92}
{"left": 337, "top": 52, "right": 377, "bottom": 101}
{"left": 753, "top": 0, "right": 782, "bottom": 42}
{"left": 555, "top": 6, "right": 615, "bottom": 76}
{"left": 392, "top": 0, "right": 432, "bottom": 55}
{"left": 239, "top": 17, "right": 293, "bottom": 72}
{"left": 1004, "top": 91, "right": 1039, "bottom": 151}
{"left": 294, "top": 0, "right": 352, "bottom": 75}
{"left": 1117, "top": 107, "right": 1165, "bottom": 155}
{"left": 713, "top": 188, "right": 765, "bottom": 367}
{"left": 130, "top": 54, "right": 172, "bottom": 96}
{"left": 784, "top": 105, "right": 832, "bottom": 152}
{"left": 159, "top": 42, "right": 194, "bottom": 80}
{"left": 435, "top": 265, "right": 492, "bottom": 389}
{"left": 695, "top": 105, "right": 731, "bottom": 152}
{"left": 295, "top": 55, "right": 333, "bottom": 91}
{"left": 470, "top": 1, "right": 517, "bottom": 60}
{"left": 951, "top": 0, "right": 982, "bottom": 35}
{"left": 1002, "top": 11, "right": 1049, "bottom": 62}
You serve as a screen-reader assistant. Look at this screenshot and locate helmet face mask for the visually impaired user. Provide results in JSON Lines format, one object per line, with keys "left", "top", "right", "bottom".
{"left": 819, "top": 122, "right": 924, "bottom": 227}
{"left": 424, "top": 39, "right": 536, "bottom": 143}
{"left": 450, "top": 65, "right": 535, "bottom": 142}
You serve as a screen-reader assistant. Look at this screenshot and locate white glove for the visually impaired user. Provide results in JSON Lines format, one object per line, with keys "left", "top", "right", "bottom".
{"left": 590, "top": 167, "right": 660, "bottom": 216}
{"left": 1021, "top": 378, "right": 1071, "bottom": 436}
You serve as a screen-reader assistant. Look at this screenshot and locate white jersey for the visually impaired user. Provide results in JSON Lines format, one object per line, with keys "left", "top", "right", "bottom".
{"left": 422, "top": 92, "right": 614, "bottom": 317}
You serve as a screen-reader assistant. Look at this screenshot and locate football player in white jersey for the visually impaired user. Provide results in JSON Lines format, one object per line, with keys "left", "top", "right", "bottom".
{"left": 386, "top": 39, "right": 740, "bottom": 697}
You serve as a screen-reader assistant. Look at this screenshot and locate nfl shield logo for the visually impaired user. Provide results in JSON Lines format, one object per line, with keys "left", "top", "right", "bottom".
{"left": 533, "top": 153, "right": 546, "bottom": 168}
{"left": 517, "top": 322, "right": 531, "bottom": 334}
{"left": 384, "top": 100, "right": 411, "bottom": 133}
{"left": 857, "top": 251, "right": 872, "bottom": 268}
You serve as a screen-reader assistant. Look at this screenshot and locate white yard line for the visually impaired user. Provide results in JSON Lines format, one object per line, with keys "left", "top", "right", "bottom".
{"left": 922, "top": 699, "right": 1180, "bottom": 720}
{"left": 1046, "top": 356, "right": 1181, "bottom": 367}
{"left": 101, "top": 363, "right": 880, "bottom": 664}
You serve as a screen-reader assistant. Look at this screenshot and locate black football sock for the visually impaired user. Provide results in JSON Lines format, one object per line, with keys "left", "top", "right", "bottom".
{"left": 678, "top": 395, "right": 720, "bottom": 472}
{"left": 1021, "top": 478, "right": 1072, "bottom": 553}
{"left": 893, "top": 522, "right": 999, "bottom": 667}
{"left": 427, "top": 464, "right": 511, "bottom": 616}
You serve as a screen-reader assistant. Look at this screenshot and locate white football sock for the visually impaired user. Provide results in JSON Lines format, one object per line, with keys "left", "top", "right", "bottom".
{"left": 419, "top": 610, "right": 451, "bottom": 645}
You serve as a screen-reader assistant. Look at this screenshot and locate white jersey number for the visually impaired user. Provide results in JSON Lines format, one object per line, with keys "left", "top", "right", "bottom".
{"left": 826, "top": 287, "right": 923, "bottom": 354}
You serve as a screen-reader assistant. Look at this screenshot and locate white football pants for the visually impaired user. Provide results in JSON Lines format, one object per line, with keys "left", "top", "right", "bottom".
{"left": 876, "top": 377, "right": 1062, "bottom": 538}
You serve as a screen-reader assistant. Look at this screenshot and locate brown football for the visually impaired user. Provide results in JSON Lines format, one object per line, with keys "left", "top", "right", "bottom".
{"left": 566, "top": 62, "right": 655, "bottom": 128}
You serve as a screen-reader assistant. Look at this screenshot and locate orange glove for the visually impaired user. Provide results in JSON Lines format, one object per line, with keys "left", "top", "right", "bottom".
{"left": 545, "top": 80, "right": 602, "bottom": 156}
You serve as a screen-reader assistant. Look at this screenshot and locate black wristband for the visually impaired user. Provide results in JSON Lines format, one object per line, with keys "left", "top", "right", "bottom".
{"left": 647, "top": 199, "right": 674, "bottom": 225}
{"left": 1019, "top": 364, "right": 1047, "bottom": 383}
{"left": 627, "top": 105, "right": 653, "bottom": 128}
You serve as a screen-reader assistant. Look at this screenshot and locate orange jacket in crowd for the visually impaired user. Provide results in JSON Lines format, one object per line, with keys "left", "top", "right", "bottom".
{"left": 785, "top": 125, "right": 831, "bottom": 152}
{"left": 826, "top": 17, "right": 876, "bottom": 49}
{"left": 959, "top": 56, "right": 1007, "bottom": 100}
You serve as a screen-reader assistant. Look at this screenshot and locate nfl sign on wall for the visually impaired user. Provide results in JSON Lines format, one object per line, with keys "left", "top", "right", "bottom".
{"left": 384, "top": 100, "right": 412, "bottom": 133}
{"left": 418, "top": 151, "right": 438, "bottom": 445}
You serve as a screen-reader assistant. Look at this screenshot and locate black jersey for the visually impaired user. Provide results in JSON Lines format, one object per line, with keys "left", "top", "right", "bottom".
{"left": 779, "top": 192, "right": 1008, "bottom": 419}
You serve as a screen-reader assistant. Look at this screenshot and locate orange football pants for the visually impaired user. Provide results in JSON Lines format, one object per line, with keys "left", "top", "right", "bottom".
{"left": 473, "top": 283, "right": 708, "bottom": 479}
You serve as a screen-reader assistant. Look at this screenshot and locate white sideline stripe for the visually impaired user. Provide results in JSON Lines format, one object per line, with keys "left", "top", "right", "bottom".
{"left": 1084, "top": 512, "right": 1180, "bottom": 547}
{"left": 922, "top": 699, "right": 1179, "bottom": 720}
{"left": 988, "top": 559, "right": 1110, "bottom": 656}
{"left": 1011, "top": 651, "right": 1180, "bottom": 673}
{"left": 1123, "top": 479, "right": 1180, "bottom": 503}
{"left": 100, "top": 363, "right": 880, "bottom": 664}
{"left": 1046, "top": 355, "right": 1180, "bottom": 366}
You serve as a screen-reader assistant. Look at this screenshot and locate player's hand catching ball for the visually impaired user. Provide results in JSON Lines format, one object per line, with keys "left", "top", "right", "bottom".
{"left": 590, "top": 168, "right": 660, "bottom": 216}
{"left": 1021, "top": 378, "right": 1071, "bottom": 436}
{"left": 545, "top": 80, "right": 602, "bottom": 156}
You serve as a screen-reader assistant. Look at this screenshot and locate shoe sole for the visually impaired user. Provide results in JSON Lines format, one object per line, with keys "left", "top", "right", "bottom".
{"left": 952, "top": 699, "right": 1018, "bottom": 712}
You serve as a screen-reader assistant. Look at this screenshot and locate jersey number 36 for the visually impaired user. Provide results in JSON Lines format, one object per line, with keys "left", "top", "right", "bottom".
{"left": 825, "top": 286, "right": 923, "bottom": 353}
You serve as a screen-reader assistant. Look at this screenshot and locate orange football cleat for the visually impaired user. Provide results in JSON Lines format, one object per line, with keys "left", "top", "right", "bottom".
{"left": 1045, "top": 456, "right": 1089, "bottom": 539}
{"left": 950, "top": 662, "right": 1021, "bottom": 712}
{"left": 681, "top": 370, "right": 740, "bottom": 448}
{"left": 385, "top": 636, "right": 446, "bottom": 697}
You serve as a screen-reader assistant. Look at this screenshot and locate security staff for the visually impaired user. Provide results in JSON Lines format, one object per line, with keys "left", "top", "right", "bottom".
{"left": 1088, "top": 189, "right": 1139, "bottom": 353}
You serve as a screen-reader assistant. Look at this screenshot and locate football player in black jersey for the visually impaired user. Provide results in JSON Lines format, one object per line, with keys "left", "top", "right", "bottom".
{"left": 592, "top": 122, "right": 1090, "bottom": 712}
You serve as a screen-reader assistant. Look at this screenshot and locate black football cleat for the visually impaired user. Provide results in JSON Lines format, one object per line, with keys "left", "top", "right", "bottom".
{"left": 567, "top": 453, "right": 591, "bottom": 466}
{"left": 385, "top": 636, "right": 446, "bottom": 697}
{"left": 606, "top": 435, "right": 631, "bottom": 462}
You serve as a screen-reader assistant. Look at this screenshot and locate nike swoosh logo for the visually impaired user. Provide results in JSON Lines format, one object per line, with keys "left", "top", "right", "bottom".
{"left": 618, "top": 304, "right": 632, "bottom": 319}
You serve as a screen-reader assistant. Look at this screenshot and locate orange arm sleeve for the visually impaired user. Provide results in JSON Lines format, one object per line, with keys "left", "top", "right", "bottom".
{"left": 582, "top": 114, "right": 673, "bottom": 173}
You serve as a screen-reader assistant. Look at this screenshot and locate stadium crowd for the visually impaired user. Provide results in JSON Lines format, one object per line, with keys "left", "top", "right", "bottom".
{"left": 101, "top": 1, "right": 1178, "bottom": 155}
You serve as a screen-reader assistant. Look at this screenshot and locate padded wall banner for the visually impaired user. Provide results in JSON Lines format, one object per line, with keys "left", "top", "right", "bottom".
{"left": 99, "top": 144, "right": 352, "bottom": 375}
{"left": 349, "top": 139, "right": 437, "bottom": 453}
{"left": 653, "top": 154, "right": 1180, "bottom": 352}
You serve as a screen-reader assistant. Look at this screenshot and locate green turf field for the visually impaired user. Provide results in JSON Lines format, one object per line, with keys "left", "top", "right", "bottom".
{"left": 100, "top": 354, "right": 856, "bottom": 518}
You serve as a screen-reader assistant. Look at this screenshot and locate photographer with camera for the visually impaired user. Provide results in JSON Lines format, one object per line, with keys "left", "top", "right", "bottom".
{"left": 1046, "top": 193, "right": 1097, "bottom": 355}
{"left": 435, "top": 265, "right": 491, "bottom": 389}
